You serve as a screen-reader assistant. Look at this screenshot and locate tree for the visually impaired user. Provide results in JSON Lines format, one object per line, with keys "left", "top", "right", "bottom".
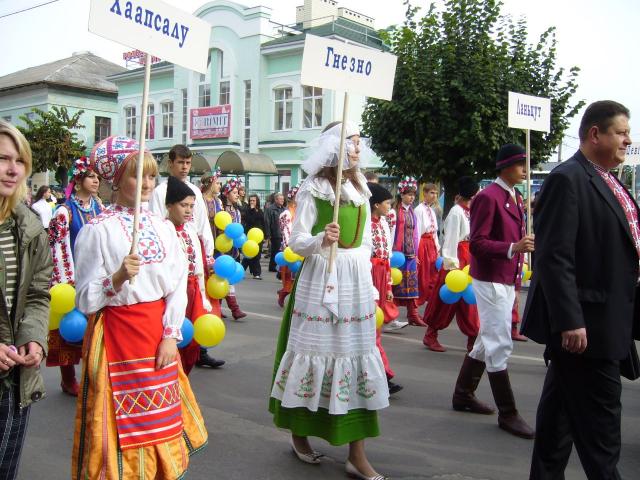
{"left": 362, "top": 0, "right": 584, "bottom": 210}
{"left": 18, "top": 106, "right": 86, "bottom": 186}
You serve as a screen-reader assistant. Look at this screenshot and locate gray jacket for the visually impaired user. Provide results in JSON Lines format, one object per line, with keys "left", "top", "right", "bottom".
{"left": 0, "top": 203, "right": 52, "bottom": 408}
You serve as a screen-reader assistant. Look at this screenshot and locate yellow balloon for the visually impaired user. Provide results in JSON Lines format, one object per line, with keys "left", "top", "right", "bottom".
{"left": 283, "top": 247, "right": 298, "bottom": 263}
{"left": 522, "top": 263, "right": 529, "bottom": 274}
{"left": 194, "top": 314, "right": 226, "bottom": 348}
{"left": 390, "top": 268, "right": 402, "bottom": 286}
{"left": 462, "top": 265, "right": 470, "bottom": 276}
{"left": 242, "top": 240, "right": 260, "bottom": 258}
{"left": 445, "top": 269, "right": 468, "bottom": 293}
{"left": 50, "top": 283, "right": 76, "bottom": 314}
{"left": 49, "top": 311, "right": 63, "bottom": 331}
{"left": 214, "top": 211, "right": 232, "bottom": 230}
{"left": 215, "top": 233, "right": 233, "bottom": 253}
{"left": 206, "top": 275, "right": 229, "bottom": 300}
{"left": 524, "top": 270, "right": 533, "bottom": 282}
{"left": 247, "top": 228, "right": 264, "bottom": 244}
{"left": 375, "top": 306, "right": 384, "bottom": 329}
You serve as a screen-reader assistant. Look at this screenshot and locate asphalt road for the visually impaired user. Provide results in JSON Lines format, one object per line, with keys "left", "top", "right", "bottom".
{"left": 18, "top": 270, "right": 640, "bottom": 479}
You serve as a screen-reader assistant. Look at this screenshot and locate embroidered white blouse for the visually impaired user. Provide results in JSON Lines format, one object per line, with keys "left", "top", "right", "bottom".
{"left": 174, "top": 221, "right": 212, "bottom": 311}
{"left": 441, "top": 204, "right": 470, "bottom": 270}
{"left": 74, "top": 204, "right": 188, "bottom": 340}
{"left": 415, "top": 202, "right": 441, "bottom": 251}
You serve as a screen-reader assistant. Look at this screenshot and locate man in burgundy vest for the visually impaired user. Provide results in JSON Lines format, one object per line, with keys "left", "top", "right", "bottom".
{"left": 523, "top": 100, "right": 637, "bottom": 479}
{"left": 450, "top": 144, "right": 536, "bottom": 439}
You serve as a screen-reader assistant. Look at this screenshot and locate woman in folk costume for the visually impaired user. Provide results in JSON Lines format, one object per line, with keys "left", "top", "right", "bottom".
{"left": 72, "top": 136, "right": 207, "bottom": 480}
{"left": 219, "top": 177, "right": 247, "bottom": 320}
{"left": 368, "top": 182, "right": 404, "bottom": 395}
{"left": 392, "top": 177, "right": 426, "bottom": 326}
{"left": 276, "top": 183, "right": 300, "bottom": 308}
{"left": 422, "top": 177, "right": 480, "bottom": 353}
{"left": 201, "top": 167, "right": 223, "bottom": 237}
{"left": 414, "top": 183, "right": 441, "bottom": 306}
{"left": 47, "top": 156, "right": 102, "bottom": 396}
{"left": 269, "top": 122, "right": 389, "bottom": 480}
{"left": 165, "top": 176, "right": 224, "bottom": 374}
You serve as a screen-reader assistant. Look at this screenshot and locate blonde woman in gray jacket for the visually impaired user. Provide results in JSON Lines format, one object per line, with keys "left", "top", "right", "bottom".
{"left": 0, "top": 120, "right": 52, "bottom": 480}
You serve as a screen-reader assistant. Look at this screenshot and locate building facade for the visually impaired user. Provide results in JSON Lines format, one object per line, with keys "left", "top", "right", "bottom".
{"left": 108, "top": 0, "right": 386, "bottom": 193}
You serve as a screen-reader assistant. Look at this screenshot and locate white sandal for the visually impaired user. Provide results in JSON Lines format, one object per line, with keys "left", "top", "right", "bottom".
{"left": 290, "top": 439, "right": 324, "bottom": 464}
{"left": 345, "top": 460, "right": 387, "bottom": 479}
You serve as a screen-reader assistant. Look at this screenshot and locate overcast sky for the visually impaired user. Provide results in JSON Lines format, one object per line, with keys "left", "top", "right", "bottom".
{"left": 1, "top": 0, "right": 638, "bottom": 158}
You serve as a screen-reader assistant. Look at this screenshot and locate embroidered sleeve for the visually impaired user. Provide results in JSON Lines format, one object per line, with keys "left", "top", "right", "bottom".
{"left": 442, "top": 208, "right": 462, "bottom": 270}
{"left": 289, "top": 191, "right": 325, "bottom": 257}
{"left": 161, "top": 226, "right": 188, "bottom": 342}
{"left": 101, "top": 276, "right": 117, "bottom": 297}
{"left": 279, "top": 211, "right": 292, "bottom": 248}
{"left": 48, "top": 206, "right": 75, "bottom": 286}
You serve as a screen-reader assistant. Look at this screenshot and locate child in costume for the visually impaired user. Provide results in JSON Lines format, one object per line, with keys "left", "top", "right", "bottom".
{"left": 269, "top": 122, "right": 389, "bottom": 480}
{"left": 414, "top": 183, "right": 440, "bottom": 306}
{"left": 72, "top": 136, "right": 207, "bottom": 479}
{"left": 276, "top": 183, "right": 300, "bottom": 308}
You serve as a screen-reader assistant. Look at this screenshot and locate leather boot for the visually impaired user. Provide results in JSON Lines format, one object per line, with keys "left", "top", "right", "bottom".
{"left": 407, "top": 301, "right": 427, "bottom": 326}
{"left": 277, "top": 290, "right": 289, "bottom": 308}
{"left": 423, "top": 327, "right": 446, "bottom": 352}
{"left": 452, "top": 355, "right": 495, "bottom": 414}
{"left": 225, "top": 295, "right": 247, "bottom": 320}
{"left": 511, "top": 323, "right": 528, "bottom": 342}
{"left": 466, "top": 336, "right": 477, "bottom": 353}
{"left": 196, "top": 348, "right": 225, "bottom": 368}
{"left": 60, "top": 365, "right": 79, "bottom": 397}
{"left": 487, "top": 369, "right": 535, "bottom": 439}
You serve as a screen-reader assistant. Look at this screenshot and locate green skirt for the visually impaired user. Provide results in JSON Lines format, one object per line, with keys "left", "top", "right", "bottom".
{"left": 268, "top": 273, "right": 380, "bottom": 446}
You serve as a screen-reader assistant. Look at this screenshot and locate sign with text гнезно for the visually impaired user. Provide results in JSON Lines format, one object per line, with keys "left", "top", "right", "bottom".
{"left": 300, "top": 34, "right": 397, "bottom": 101}
{"left": 89, "top": 0, "right": 209, "bottom": 74}
{"left": 508, "top": 91, "right": 551, "bottom": 132}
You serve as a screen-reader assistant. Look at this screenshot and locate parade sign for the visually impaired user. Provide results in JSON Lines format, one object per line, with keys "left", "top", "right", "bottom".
{"left": 89, "top": 0, "right": 210, "bottom": 74}
{"left": 625, "top": 142, "right": 640, "bottom": 166}
{"left": 300, "top": 34, "right": 397, "bottom": 101}
{"left": 508, "top": 91, "right": 551, "bottom": 132}
{"left": 190, "top": 105, "right": 231, "bottom": 139}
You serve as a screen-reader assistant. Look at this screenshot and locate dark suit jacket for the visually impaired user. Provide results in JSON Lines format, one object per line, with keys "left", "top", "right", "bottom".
{"left": 522, "top": 150, "right": 640, "bottom": 360}
{"left": 469, "top": 182, "right": 525, "bottom": 285}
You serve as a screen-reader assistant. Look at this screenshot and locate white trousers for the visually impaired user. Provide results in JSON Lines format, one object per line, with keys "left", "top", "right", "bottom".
{"left": 468, "top": 279, "right": 515, "bottom": 373}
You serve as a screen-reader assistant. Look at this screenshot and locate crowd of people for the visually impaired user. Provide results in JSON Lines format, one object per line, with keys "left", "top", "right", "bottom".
{"left": 0, "top": 98, "right": 636, "bottom": 479}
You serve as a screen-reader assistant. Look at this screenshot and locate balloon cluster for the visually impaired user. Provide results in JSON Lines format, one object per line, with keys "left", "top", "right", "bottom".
{"left": 439, "top": 265, "right": 476, "bottom": 305}
{"left": 389, "top": 251, "right": 405, "bottom": 286}
{"left": 275, "top": 247, "right": 304, "bottom": 274}
{"left": 178, "top": 314, "right": 225, "bottom": 349}
{"left": 213, "top": 211, "right": 263, "bottom": 259}
{"left": 49, "top": 283, "right": 88, "bottom": 343}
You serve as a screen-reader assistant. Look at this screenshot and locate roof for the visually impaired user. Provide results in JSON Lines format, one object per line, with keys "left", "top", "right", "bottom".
{"left": 262, "top": 17, "right": 387, "bottom": 51}
{"left": 217, "top": 151, "right": 278, "bottom": 174}
{"left": 0, "top": 52, "right": 126, "bottom": 94}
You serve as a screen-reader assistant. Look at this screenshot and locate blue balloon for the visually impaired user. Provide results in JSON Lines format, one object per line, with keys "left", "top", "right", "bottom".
{"left": 390, "top": 251, "right": 406, "bottom": 268}
{"left": 439, "top": 284, "right": 462, "bottom": 304}
{"left": 233, "top": 233, "right": 247, "bottom": 249}
{"left": 59, "top": 308, "right": 88, "bottom": 343}
{"left": 275, "top": 251, "right": 287, "bottom": 267}
{"left": 214, "top": 254, "right": 236, "bottom": 279}
{"left": 177, "top": 318, "right": 194, "bottom": 348}
{"left": 289, "top": 260, "right": 302, "bottom": 273}
{"left": 224, "top": 222, "right": 244, "bottom": 240}
{"left": 461, "top": 285, "right": 477, "bottom": 305}
{"left": 435, "top": 257, "right": 444, "bottom": 271}
{"left": 228, "top": 262, "right": 245, "bottom": 285}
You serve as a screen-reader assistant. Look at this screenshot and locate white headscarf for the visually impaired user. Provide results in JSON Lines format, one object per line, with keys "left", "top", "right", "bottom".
{"left": 300, "top": 122, "right": 374, "bottom": 176}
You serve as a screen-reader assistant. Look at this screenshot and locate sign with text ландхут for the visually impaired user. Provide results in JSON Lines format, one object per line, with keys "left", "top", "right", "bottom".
{"left": 300, "top": 34, "right": 397, "bottom": 101}
{"left": 508, "top": 91, "right": 551, "bottom": 133}
{"left": 190, "top": 105, "right": 231, "bottom": 140}
{"left": 89, "top": 0, "right": 210, "bottom": 74}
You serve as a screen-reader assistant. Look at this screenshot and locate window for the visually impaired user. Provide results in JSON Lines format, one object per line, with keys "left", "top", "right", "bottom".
{"left": 198, "top": 83, "right": 210, "bottom": 107}
{"left": 302, "top": 86, "right": 323, "bottom": 129}
{"left": 161, "top": 101, "right": 174, "bottom": 138}
{"left": 182, "top": 88, "right": 188, "bottom": 145}
{"left": 219, "top": 81, "right": 230, "bottom": 105}
{"left": 124, "top": 106, "right": 136, "bottom": 138}
{"left": 273, "top": 87, "right": 293, "bottom": 131}
{"left": 243, "top": 80, "right": 251, "bottom": 152}
{"left": 145, "top": 104, "right": 155, "bottom": 140}
{"left": 94, "top": 116, "right": 111, "bottom": 143}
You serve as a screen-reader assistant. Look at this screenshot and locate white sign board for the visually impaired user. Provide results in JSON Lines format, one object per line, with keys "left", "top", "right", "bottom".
{"left": 89, "top": 0, "right": 210, "bottom": 74}
{"left": 508, "top": 91, "right": 551, "bottom": 132}
{"left": 625, "top": 142, "right": 640, "bottom": 166}
{"left": 300, "top": 35, "right": 397, "bottom": 101}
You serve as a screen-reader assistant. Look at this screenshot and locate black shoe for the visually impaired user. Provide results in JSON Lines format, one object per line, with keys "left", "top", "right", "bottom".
{"left": 276, "top": 272, "right": 282, "bottom": 280}
{"left": 196, "top": 352, "right": 225, "bottom": 369}
{"left": 388, "top": 381, "right": 403, "bottom": 395}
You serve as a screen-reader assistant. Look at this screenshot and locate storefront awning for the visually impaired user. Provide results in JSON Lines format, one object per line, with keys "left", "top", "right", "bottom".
{"left": 216, "top": 151, "right": 278, "bottom": 175}
{"left": 159, "top": 152, "right": 218, "bottom": 175}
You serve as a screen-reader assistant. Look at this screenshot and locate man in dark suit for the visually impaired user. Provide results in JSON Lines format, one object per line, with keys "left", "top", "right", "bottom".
{"left": 522, "top": 100, "right": 636, "bottom": 479}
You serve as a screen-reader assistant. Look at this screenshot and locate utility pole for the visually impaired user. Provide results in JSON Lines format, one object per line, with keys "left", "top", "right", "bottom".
{"left": 557, "top": 141, "right": 562, "bottom": 162}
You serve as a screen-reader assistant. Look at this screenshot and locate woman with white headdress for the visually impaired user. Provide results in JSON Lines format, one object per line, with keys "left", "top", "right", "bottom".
{"left": 269, "top": 122, "right": 389, "bottom": 480}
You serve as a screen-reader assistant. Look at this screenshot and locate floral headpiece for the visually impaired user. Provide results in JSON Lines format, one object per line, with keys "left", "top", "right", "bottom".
{"left": 64, "top": 156, "right": 95, "bottom": 199}
{"left": 398, "top": 176, "right": 418, "bottom": 194}
{"left": 287, "top": 182, "right": 301, "bottom": 200}
{"left": 235, "top": 176, "right": 245, "bottom": 189}
{"left": 222, "top": 177, "right": 241, "bottom": 195}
